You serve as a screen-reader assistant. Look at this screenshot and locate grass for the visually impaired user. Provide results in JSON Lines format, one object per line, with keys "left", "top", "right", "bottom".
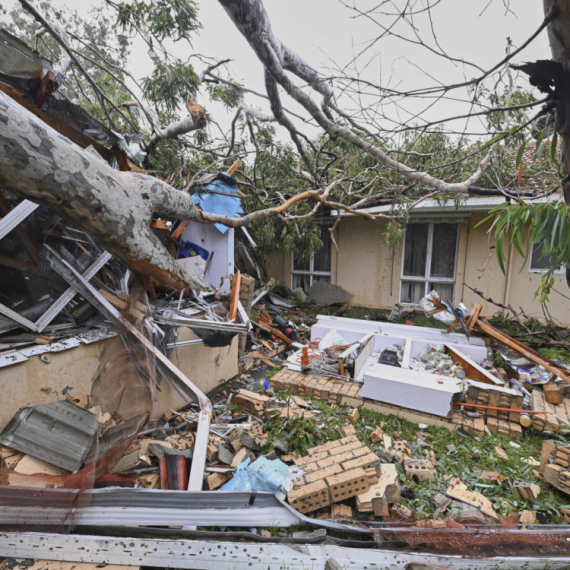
{"left": 270, "top": 393, "right": 570, "bottom": 524}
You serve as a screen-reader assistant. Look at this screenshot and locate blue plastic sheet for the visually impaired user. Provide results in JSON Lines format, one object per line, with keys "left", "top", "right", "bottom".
{"left": 220, "top": 457, "right": 293, "bottom": 495}
{"left": 191, "top": 173, "right": 242, "bottom": 234}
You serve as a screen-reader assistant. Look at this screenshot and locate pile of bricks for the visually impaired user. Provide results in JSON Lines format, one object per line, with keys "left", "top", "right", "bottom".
{"left": 271, "top": 369, "right": 524, "bottom": 437}
{"left": 541, "top": 440, "right": 570, "bottom": 495}
{"left": 450, "top": 410, "right": 522, "bottom": 439}
{"left": 233, "top": 389, "right": 269, "bottom": 416}
{"left": 286, "top": 435, "right": 380, "bottom": 514}
{"left": 465, "top": 381, "right": 524, "bottom": 422}
{"left": 531, "top": 391, "right": 570, "bottom": 433}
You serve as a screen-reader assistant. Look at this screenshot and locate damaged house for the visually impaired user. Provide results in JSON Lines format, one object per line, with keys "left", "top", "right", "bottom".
{"left": 3, "top": 4, "right": 570, "bottom": 570}
{"left": 268, "top": 193, "right": 570, "bottom": 324}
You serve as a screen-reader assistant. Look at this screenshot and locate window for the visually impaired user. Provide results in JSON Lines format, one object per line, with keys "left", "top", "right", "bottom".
{"left": 291, "top": 227, "right": 332, "bottom": 292}
{"left": 400, "top": 222, "right": 459, "bottom": 305}
{"left": 529, "top": 240, "right": 565, "bottom": 274}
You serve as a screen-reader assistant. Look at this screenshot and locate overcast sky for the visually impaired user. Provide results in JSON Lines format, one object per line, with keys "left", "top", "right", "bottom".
{"left": 0, "top": 0, "right": 554, "bottom": 142}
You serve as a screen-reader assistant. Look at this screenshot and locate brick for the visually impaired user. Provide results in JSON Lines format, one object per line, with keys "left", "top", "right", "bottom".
{"left": 339, "top": 424, "right": 356, "bottom": 438}
{"left": 331, "top": 504, "right": 353, "bottom": 518}
{"left": 329, "top": 440, "right": 364, "bottom": 456}
{"left": 404, "top": 459, "right": 435, "bottom": 483}
{"left": 370, "top": 428, "right": 384, "bottom": 443}
{"left": 294, "top": 450, "right": 330, "bottom": 466}
{"left": 317, "top": 451, "right": 353, "bottom": 468}
{"left": 348, "top": 408, "right": 360, "bottom": 423}
{"left": 341, "top": 453, "right": 378, "bottom": 471}
{"left": 544, "top": 384, "right": 563, "bottom": 405}
{"left": 204, "top": 472, "right": 229, "bottom": 490}
{"left": 305, "top": 464, "right": 343, "bottom": 484}
{"left": 305, "top": 439, "right": 342, "bottom": 455}
{"left": 543, "top": 463, "right": 564, "bottom": 488}
{"left": 287, "top": 479, "right": 331, "bottom": 514}
{"left": 326, "top": 467, "right": 370, "bottom": 502}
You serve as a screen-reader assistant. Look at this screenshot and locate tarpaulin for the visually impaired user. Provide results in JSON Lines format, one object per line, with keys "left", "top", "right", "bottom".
{"left": 192, "top": 173, "right": 242, "bottom": 234}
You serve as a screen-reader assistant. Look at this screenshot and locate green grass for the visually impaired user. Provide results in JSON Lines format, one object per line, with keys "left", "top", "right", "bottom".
{"left": 275, "top": 394, "right": 570, "bottom": 524}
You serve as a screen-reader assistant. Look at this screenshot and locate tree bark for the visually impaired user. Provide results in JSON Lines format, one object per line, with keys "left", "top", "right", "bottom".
{"left": 544, "top": 0, "right": 570, "bottom": 287}
{"left": 218, "top": 0, "right": 493, "bottom": 195}
{"left": 0, "top": 90, "right": 332, "bottom": 292}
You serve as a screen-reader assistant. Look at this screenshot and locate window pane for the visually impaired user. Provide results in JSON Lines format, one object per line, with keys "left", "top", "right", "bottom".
{"left": 293, "top": 255, "right": 310, "bottom": 271}
{"left": 400, "top": 280, "right": 425, "bottom": 304}
{"left": 312, "top": 275, "right": 331, "bottom": 284}
{"left": 430, "top": 223, "right": 458, "bottom": 279}
{"left": 530, "top": 241, "right": 558, "bottom": 271}
{"left": 314, "top": 227, "right": 332, "bottom": 273}
{"left": 292, "top": 274, "right": 311, "bottom": 292}
{"left": 429, "top": 282, "right": 454, "bottom": 303}
{"left": 403, "top": 224, "right": 428, "bottom": 277}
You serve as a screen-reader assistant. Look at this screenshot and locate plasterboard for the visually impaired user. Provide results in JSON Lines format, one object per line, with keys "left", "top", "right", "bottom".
{"left": 362, "top": 363, "right": 462, "bottom": 417}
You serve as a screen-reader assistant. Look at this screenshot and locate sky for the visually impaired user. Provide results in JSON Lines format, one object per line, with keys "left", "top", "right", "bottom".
{"left": 0, "top": 0, "right": 554, "bottom": 143}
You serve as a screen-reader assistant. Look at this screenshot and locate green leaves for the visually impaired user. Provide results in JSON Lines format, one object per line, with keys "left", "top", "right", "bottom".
{"left": 142, "top": 59, "right": 199, "bottom": 111}
{"left": 486, "top": 200, "right": 570, "bottom": 303}
{"left": 116, "top": 0, "right": 201, "bottom": 43}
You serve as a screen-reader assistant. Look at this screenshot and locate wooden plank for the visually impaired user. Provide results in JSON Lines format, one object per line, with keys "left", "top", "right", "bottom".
{"left": 171, "top": 220, "right": 191, "bottom": 241}
{"left": 474, "top": 320, "right": 570, "bottom": 384}
{"left": 254, "top": 321, "right": 293, "bottom": 344}
{"left": 229, "top": 270, "right": 241, "bottom": 322}
{"left": 467, "top": 302, "right": 483, "bottom": 332}
{"left": 445, "top": 344, "right": 503, "bottom": 386}
{"left": 226, "top": 159, "right": 242, "bottom": 175}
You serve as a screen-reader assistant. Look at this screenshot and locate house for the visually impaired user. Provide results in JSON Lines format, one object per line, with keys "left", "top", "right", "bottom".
{"left": 267, "top": 195, "right": 570, "bottom": 324}
{"left": 0, "top": 29, "right": 239, "bottom": 431}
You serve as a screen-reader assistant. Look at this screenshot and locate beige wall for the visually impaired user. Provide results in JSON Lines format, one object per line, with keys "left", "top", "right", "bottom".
{"left": 0, "top": 329, "right": 238, "bottom": 431}
{"left": 267, "top": 212, "right": 570, "bottom": 325}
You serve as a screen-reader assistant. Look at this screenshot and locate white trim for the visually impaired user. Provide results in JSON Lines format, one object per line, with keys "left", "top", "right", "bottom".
{"left": 399, "top": 221, "right": 460, "bottom": 305}
{"left": 333, "top": 196, "right": 557, "bottom": 218}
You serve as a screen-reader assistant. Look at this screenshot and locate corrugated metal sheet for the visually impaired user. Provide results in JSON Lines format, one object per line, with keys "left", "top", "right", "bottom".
{"left": 0, "top": 400, "right": 98, "bottom": 471}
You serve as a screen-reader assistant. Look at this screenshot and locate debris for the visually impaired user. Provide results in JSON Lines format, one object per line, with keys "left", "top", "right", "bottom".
{"left": 446, "top": 478, "right": 498, "bottom": 519}
{"left": 356, "top": 463, "right": 400, "bottom": 516}
{"left": 513, "top": 481, "right": 541, "bottom": 500}
{"left": 306, "top": 281, "right": 353, "bottom": 306}
{"left": 221, "top": 457, "right": 300, "bottom": 498}
{"left": 494, "top": 445, "right": 509, "bottom": 461}
{"left": 404, "top": 459, "right": 436, "bottom": 483}
{"left": 0, "top": 400, "right": 98, "bottom": 471}
{"left": 331, "top": 503, "right": 353, "bottom": 519}
{"left": 339, "top": 424, "right": 356, "bottom": 438}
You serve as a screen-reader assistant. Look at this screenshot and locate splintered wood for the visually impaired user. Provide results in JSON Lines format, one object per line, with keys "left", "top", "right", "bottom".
{"left": 287, "top": 435, "right": 380, "bottom": 514}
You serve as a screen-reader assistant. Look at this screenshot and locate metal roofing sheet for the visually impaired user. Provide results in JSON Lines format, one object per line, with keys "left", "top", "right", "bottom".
{"left": 0, "top": 400, "right": 98, "bottom": 471}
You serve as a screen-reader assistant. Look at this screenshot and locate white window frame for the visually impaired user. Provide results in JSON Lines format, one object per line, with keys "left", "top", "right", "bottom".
{"left": 529, "top": 240, "right": 565, "bottom": 274}
{"left": 399, "top": 221, "right": 460, "bottom": 306}
{"left": 291, "top": 252, "right": 332, "bottom": 289}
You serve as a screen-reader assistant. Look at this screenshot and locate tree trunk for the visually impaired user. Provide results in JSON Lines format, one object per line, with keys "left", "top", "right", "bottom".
{"left": 0, "top": 89, "right": 204, "bottom": 292}
{"left": 544, "top": 0, "right": 570, "bottom": 287}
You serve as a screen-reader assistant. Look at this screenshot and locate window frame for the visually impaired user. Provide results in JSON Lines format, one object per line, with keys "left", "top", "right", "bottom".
{"left": 529, "top": 240, "right": 565, "bottom": 274}
{"left": 399, "top": 221, "right": 460, "bottom": 306}
{"left": 291, "top": 230, "right": 332, "bottom": 290}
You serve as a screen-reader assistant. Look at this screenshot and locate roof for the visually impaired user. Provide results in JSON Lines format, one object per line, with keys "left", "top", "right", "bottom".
{"left": 334, "top": 195, "right": 558, "bottom": 218}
